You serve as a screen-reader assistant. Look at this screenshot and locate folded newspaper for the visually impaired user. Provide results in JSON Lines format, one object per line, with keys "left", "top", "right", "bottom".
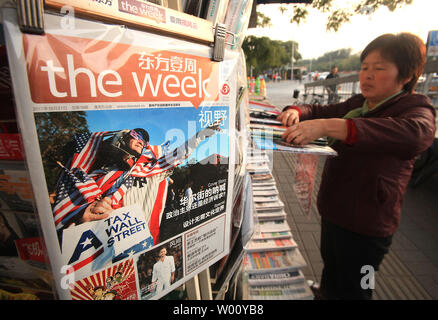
{"left": 247, "top": 269, "right": 305, "bottom": 286}
{"left": 247, "top": 155, "right": 270, "bottom": 164}
{"left": 254, "top": 200, "right": 284, "bottom": 211}
{"left": 256, "top": 220, "right": 291, "bottom": 233}
{"left": 251, "top": 179, "right": 276, "bottom": 187}
{"left": 252, "top": 137, "right": 337, "bottom": 156}
{"left": 251, "top": 230, "right": 293, "bottom": 241}
{"left": 246, "top": 163, "right": 271, "bottom": 172}
{"left": 253, "top": 195, "right": 280, "bottom": 203}
{"left": 245, "top": 238, "right": 298, "bottom": 252}
{"left": 247, "top": 282, "right": 313, "bottom": 300}
{"left": 254, "top": 209, "right": 287, "bottom": 221}
{"left": 243, "top": 248, "right": 307, "bottom": 273}
{"left": 252, "top": 189, "right": 279, "bottom": 196}
{"left": 251, "top": 173, "right": 274, "bottom": 181}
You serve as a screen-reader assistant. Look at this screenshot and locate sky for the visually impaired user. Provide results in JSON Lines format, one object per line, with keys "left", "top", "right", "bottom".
{"left": 246, "top": 0, "right": 438, "bottom": 60}
{"left": 84, "top": 106, "right": 230, "bottom": 163}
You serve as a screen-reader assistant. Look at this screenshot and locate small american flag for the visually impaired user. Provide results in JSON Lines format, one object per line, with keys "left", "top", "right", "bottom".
{"left": 71, "top": 132, "right": 106, "bottom": 172}
{"left": 59, "top": 164, "right": 102, "bottom": 202}
{"left": 53, "top": 132, "right": 107, "bottom": 229}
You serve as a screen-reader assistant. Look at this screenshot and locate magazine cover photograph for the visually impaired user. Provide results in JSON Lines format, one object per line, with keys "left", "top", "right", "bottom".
{"left": 69, "top": 258, "right": 137, "bottom": 300}
{"left": 136, "top": 237, "right": 183, "bottom": 300}
{"left": 2, "top": 10, "right": 238, "bottom": 298}
{"left": 34, "top": 105, "right": 230, "bottom": 279}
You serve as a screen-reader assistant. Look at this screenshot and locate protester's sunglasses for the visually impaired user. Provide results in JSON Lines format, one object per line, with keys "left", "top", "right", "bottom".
{"left": 129, "top": 130, "right": 149, "bottom": 148}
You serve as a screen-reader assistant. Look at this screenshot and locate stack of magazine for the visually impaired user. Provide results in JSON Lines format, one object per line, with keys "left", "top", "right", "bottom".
{"left": 248, "top": 101, "right": 337, "bottom": 156}
{"left": 240, "top": 147, "right": 313, "bottom": 300}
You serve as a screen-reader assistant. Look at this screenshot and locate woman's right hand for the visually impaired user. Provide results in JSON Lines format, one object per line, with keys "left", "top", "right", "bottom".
{"left": 278, "top": 108, "right": 300, "bottom": 127}
{"left": 81, "top": 196, "right": 113, "bottom": 223}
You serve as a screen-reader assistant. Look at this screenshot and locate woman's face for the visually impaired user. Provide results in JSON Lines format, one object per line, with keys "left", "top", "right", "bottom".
{"left": 359, "top": 50, "right": 407, "bottom": 107}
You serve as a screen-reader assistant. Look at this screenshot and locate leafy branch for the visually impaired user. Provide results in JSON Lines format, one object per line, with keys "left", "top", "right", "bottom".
{"left": 259, "top": 0, "right": 414, "bottom": 32}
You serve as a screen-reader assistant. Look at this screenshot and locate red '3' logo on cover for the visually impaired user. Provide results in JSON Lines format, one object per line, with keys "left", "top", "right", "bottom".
{"left": 221, "top": 83, "right": 230, "bottom": 95}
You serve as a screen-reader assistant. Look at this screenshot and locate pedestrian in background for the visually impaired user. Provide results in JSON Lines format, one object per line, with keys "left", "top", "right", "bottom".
{"left": 278, "top": 32, "right": 436, "bottom": 300}
{"left": 326, "top": 66, "right": 340, "bottom": 103}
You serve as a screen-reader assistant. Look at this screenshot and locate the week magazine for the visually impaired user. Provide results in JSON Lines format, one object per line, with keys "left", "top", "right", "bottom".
{"left": 2, "top": 9, "right": 239, "bottom": 300}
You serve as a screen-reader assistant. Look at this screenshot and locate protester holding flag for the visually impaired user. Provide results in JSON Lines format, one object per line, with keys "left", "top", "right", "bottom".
{"left": 52, "top": 124, "right": 221, "bottom": 245}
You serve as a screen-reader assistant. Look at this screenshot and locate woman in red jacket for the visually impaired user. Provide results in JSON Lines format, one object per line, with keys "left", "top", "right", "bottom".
{"left": 278, "top": 33, "right": 436, "bottom": 300}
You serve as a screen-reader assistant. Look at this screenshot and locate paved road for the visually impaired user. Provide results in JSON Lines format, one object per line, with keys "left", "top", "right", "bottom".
{"left": 264, "top": 80, "right": 305, "bottom": 109}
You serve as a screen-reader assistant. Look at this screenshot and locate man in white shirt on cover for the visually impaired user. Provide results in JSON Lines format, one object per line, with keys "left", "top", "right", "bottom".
{"left": 152, "top": 247, "right": 175, "bottom": 293}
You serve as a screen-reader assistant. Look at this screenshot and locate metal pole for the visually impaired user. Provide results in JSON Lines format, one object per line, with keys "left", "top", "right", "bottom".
{"left": 291, "top": 41, "right": 294, "bottom": 80}
{"left": 186, "top": 275, "right": 201, "bottom": 300}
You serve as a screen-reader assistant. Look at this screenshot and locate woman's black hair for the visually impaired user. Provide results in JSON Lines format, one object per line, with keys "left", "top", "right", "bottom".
{"left": 360, "top": 33, "right": 426, "bottom": 93}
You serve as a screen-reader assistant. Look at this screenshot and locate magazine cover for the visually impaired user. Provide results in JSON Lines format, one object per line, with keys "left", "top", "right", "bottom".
{"left": 3, "top": 9, "right": 237, "bottom": 299}
{"left": 0, "top": 167, "right": 35, "bottom": 212}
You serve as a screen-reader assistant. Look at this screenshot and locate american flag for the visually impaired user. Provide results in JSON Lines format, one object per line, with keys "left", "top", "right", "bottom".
{"left": 53, "top": 132, "right": 107, "bottom": 229}
{"left": 57, "top": 165, "right": 102, "bottom": 202}
{"left": 71, "top": 132, "right": 107, "bottom": 172}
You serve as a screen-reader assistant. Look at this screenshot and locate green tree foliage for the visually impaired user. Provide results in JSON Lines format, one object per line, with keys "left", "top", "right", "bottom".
{"left": 242, "top": 36, "right": 301, "bottom": 75}
{"left": 275, "top": 0, "right": 413, "bottom": 32}
{"left": 243, "top": 38, "right": 361, "bottom": 75}
{"left": 35, "top": 111, "right": 89, "bottom": 191}
{"left": 257, "top": 12, "right": 272, "bottom": 28}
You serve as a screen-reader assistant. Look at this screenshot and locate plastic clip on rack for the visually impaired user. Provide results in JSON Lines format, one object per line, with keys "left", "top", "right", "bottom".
{"left": 16, "top": 0, "right": 45, "bottom": 34}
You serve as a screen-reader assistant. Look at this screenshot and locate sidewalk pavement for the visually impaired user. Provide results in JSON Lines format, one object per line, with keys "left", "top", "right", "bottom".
{"left": 262, "top": 80, "right": 438, "bottom": 300}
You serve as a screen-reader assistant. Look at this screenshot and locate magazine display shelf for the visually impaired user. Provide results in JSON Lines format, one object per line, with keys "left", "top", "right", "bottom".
{"left": 15, "top": 0, "right": 249, "bottom": 62}
{"left": 0, "top": 0, "right": 256, "bottom": 300}
{"left": 234, "top": 99, "right": 337, "bottom": 300}
{"left": 43, "top": 0, "right": 215, "bottom": 44}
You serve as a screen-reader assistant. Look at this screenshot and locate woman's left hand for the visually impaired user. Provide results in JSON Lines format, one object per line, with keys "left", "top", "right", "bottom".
{"left": 282, "top": 119, "right": 326, "bottom": 146}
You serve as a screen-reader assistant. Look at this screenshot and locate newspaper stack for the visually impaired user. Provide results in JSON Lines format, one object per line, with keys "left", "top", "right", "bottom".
{"left": 248, "top": 101, "right": 337, "bottom": 156}
{"left": 241, "top": 147, "right": 314, "bottom": 300}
